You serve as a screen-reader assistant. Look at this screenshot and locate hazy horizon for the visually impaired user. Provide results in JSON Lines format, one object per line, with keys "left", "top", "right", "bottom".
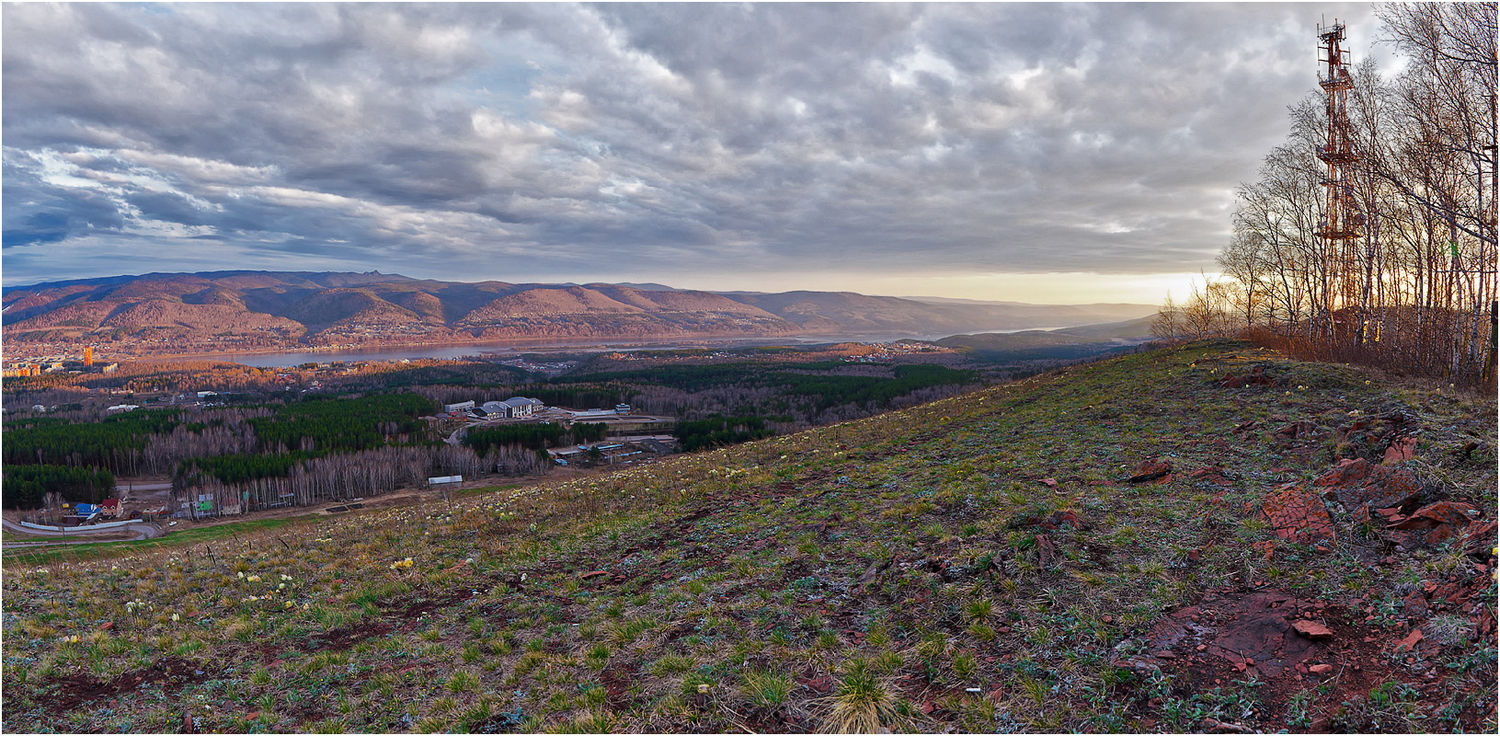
{"left": 3, "top": 2, "right": 1391, "bottom": 304}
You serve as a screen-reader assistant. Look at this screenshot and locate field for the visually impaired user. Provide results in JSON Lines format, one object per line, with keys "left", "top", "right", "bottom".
{"left": 2, "top": 340, "right": 1495, "bottom": 733}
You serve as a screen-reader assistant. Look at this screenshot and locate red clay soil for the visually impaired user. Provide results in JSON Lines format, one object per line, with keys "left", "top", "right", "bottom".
{"left": 598, "top": 657, "right": 641, "bottom": 711}
{"left": 1160, "top": 413, "right": 1497, "bottom": 731}
{"left": 1121, "top": 589, "right": 1330, "bottom": 678}
{"left": 45, "top": 656, "right": 209, "bottom": 715}
{"left": 1118, "top": 574, "right": 1496, "bottom": 730}
{"left": 1216, "top": 364, "right": 1279, "bottom": 388}
{"left": 307, "top": 620, "right": 396, "bottom": 652}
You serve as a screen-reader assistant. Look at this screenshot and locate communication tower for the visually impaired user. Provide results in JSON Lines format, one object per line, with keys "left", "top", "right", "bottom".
{"left": 1316, "top": 19, "right": 1363, "bottom": 316}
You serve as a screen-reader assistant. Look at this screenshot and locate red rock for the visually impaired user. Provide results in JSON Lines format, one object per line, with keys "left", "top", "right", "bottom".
{"left": 99, "top": 621, "right": 114, "bottom": 631}
{"left": 1316, "top": 457, "right": 1425, "bottom": 512}
{"left": 1260, "top": 485, "right": 1337, "bottom": 544}
{"left": 1291, "top": 619, "right": 1335, "bottom": 639}
{"left": 579, "top": 570, "right": 608, "bottom": 579}
{"left": 1462, "top": 520, "right": 1497, "bottom": 557}
{"left": 1050, "top": 510, "right": 1088, "bottom": 529}
{"left": 1315, "top": 457, "right": 1373, "bottom": 487}
{"left": 1128, "top": 459, "right": 1173, "bottom": 483}
{"left": 1383, "top": 437, "right": 1417, "bottom": 464}
{"left": 1308, "top": 663, "right": 1334, "bottom": 675}
{"left": 1039, "top": 477, "right": 1058, "bottom": 488}
{"left": 798, "top": 675, "right": 834, "bottom": 694}
{"left": 1395, "top": 628, "right": 1424, "bottom": 651}
{"left": 1391, "top": 502, "right": 1481, "bottom": 545}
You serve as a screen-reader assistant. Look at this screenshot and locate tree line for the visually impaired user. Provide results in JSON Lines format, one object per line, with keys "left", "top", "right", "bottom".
{"left": 2, "top": 465, "right": 116, "bottom": 510}
{"left": 174, "top": 443, "right": 553, "bottom": 515}
{"left": 1158, "top": 4, "right": 1497, "bottom": 382}
{"left": 461, "top": 421, "right": 606, "bottom": 453}
{"left": 2, "top": 393, "right": 436, "bottom": 476}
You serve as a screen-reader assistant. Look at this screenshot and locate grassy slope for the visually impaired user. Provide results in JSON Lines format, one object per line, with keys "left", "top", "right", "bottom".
{"left": 2, "top": 340, "right": 1494, "bottom": 733}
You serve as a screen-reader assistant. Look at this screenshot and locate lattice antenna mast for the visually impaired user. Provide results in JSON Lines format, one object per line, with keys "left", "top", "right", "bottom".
{"left": 1315, "top": 19, "right": 1362, "bottom": 318}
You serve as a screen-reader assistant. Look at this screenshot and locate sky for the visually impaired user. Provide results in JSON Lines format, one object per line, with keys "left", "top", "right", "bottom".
{"left": 1, "top": 2, "right": 1386, "bottom": 303}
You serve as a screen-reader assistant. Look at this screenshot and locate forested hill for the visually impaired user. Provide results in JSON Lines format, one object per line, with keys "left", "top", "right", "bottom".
{"left": 0, "top": 270, "right": 1155, "bottom": 358}
{"left": 4, "top": 340, "right": 1494, "bottom": 732}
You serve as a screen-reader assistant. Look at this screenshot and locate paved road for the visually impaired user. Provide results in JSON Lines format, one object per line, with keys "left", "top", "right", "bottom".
{"left": 1, "top": 518, "right": 164, "bottom": 546}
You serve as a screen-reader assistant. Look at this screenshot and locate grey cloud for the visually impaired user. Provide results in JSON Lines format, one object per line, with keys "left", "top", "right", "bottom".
{"left": 2, "top": 2, "right": 1380, "bottom": 286}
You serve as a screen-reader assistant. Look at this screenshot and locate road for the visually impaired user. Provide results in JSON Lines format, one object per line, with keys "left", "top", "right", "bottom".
{"left": 1, "top": 518, "right": 164, "bottom": 546}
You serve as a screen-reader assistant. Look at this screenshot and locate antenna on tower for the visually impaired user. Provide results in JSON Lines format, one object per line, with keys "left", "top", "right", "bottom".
{"left": 1315, "top": 18, "right": 1361, "bottom": 328}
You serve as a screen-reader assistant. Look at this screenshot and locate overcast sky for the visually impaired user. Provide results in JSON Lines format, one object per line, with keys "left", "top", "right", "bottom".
{"left": 2, "top": 2, "right": 1384, "bottom": 302}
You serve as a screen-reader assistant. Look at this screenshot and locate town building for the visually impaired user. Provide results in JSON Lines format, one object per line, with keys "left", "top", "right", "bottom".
{"left": 479, "top": 397, "right": 546, "bottom": 418}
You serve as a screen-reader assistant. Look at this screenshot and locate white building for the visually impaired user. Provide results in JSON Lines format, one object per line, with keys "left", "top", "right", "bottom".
{"left": 444, "top": 400, "right": 476, "bottom": 413}
{"left": 477, "top": 397, "right": 546, "bottom": 419}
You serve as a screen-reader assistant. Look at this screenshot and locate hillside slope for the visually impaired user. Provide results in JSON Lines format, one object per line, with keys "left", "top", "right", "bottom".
{"left": 1, "top": 271, "right": 1155, "bottom": 358}
{"left": 3, "top": 341, "right": 1495, "bottom": 733}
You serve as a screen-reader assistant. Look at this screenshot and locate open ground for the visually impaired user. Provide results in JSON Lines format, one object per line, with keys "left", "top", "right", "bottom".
{"left": 1, "top": 340, "right": 1494, "bottom": 733}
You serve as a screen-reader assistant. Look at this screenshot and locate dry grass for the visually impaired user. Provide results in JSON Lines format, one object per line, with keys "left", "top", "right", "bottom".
{"left": 3, "top": 340, "right": 1494, "bottom": 733}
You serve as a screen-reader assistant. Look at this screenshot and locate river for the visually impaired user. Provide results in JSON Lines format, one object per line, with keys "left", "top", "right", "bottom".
{"left": 192, "top": 330, "right": 1030, "bottom": 367}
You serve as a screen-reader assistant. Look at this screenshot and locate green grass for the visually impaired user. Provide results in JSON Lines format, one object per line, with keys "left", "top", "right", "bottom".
{"left": 456, "top": 482, "right": 524, "bottom": 498}
{"left": 3, "top": 515, "right": 319, "bottom": 565}
{"left": 2, "top": 340, "right": 1494, "bottom": 733}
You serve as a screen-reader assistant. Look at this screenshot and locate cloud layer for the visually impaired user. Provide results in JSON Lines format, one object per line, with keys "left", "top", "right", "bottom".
{"left": 2, "top": 2, "right": 1377, "bottom": 291}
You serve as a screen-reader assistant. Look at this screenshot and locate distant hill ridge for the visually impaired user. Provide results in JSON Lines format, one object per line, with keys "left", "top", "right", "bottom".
{"left": 1, "top": 271, "right": 1157, "bottom": 357}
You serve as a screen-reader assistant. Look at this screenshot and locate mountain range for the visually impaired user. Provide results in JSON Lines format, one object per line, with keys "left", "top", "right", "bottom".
{"left": 1, "top": 271, "right": 1157, "bottom": 358}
